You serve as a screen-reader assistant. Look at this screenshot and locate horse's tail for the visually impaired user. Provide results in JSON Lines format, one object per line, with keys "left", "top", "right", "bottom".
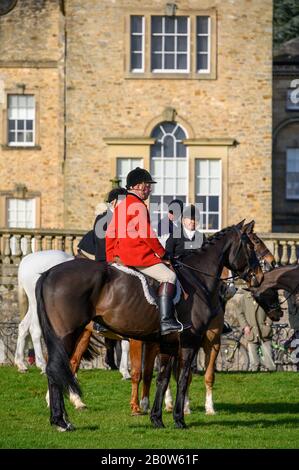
{"left": 17, "top": 276, "right": 28, "bottom": 320}
{"left": 36, "top": 272, "right": 81, "bottom": 397}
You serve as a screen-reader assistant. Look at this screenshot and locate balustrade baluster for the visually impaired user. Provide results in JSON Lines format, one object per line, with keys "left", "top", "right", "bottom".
{"left": 24, "top": 235, "right": 33, "bottom": 255}
{"left": 13, "top": 235, "right": 22, "bottom": 265}
{"left": 281, "top": 240, "right": 289, "bottom": 265}
{"left": 290, "top": 241, "right": 298, "bottom": 264}
{"left": 3, "top": 234, "right": 12, "bottom": 264}
{"left": 56, "top": 236, "right": 64, "bottom": 251}
{"left": 65, "top": 236, "right": 74, "bottom": 255}
{"left": 45, "top": 236, "right": 53, "bottom": 251}
{"left": 273, "top": 240, "right": 280, "bottom": 265}
{"left": 35, "top": 235, "right": 42, "bottom": 252}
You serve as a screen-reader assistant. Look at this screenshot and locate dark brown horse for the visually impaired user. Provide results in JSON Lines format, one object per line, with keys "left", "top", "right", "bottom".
{"left": 36, "top": 222, "right": 266, "bottom": 431}
{"left": 128, "top": 222, "right": 279, "bottom": 416}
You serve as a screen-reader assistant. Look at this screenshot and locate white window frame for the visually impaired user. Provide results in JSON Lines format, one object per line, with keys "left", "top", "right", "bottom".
{"left": 150, "top": 122, "right": 188, "bottom": 221}
{"left": 151, "top": 16, "right": 190, "bottom": 73}
{"left": 7, "top": 198, "right": 36, "bottom": 228}
{"left": 130, "top": 16, "right": 145, "bottom": 73}
{"left": 196, "top": 16, "right": 211, "bottom": 74}
{"left": 7, "top": 95, "right": 35, "bottom": 147}
{"left": 286, "top": 148, "right": 299, "bottom": 200}
{"left": 195, "top": 159, "right": 221, "bottom": 232}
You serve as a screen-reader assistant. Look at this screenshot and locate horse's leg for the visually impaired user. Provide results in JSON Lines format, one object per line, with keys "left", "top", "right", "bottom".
{"left": 14, "top": 312, "right": 31, "bottom": 372}
{"left": 119, "top": 340, "right": 131, "bottom": 380}
{"left": 164, "top": 385, "right": 173, "bottom": 412}
{"left": 130, "top": 339, "right": 143, "bottom": 415}
{"left": 29, "top": 318, "right": 46, "bottom": 373}
{"left": 48, "top": 377, "right": 74, "bottom": 432}
{"left": 173, "top": 333, "right": 198, "bottom": 429}
{"left": 150, "top": 350, "right": 174, "bottom": 428}
{"left": 202, "top": 313, "right": 223, "bottom": 415}
{"left": 140, "top": 342, "right": 159, "bottom": 413}
{"left": 68, "top": 324, "right": 93, "bottom": 410}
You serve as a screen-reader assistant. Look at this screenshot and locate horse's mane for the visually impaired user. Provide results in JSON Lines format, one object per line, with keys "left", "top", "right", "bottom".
{"left": 193, "top": 224, "right": 236, "bottom": 255}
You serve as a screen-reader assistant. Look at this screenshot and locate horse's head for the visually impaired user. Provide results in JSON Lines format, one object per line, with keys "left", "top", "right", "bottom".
{"left": 228, "top": 221, "right": 264, "bottom": 288}
{"left": 242, "top": 220, "right": 276, "bottom": 272}
{"left": 250, "top": 287, "right": 283, "bottom": 321}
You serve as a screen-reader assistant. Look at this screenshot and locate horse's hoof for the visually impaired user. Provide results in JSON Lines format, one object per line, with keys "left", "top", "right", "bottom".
{"left": 165, "top": 404, "right": 173, "bottom": 412}
{"left": 16, "top": 364, "right": 28, "bottom": 373}
{"left": 175, "top": 420, "right": 187, "bottom": 429}
{"left": 131, "top": 409, "right": 143, "bottom": 416}
{"left": 57, "top": 422, "right": 75, "bottom": 432}
{"left": 184, "top": 408, "right": 191, "bottom": 415}
{"left": 75, "top": 403, "right": 87, "bottom": 410}
{"left": 150, "top": 416, "right": 165, "bottom": 428}
{"left": 205, "top": 409, "right": 216, "bottom": 415}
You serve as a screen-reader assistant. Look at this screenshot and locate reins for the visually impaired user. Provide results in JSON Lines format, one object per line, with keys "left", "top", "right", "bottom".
{"left": 173, "top": 259, "right": 237, "bottom": 281}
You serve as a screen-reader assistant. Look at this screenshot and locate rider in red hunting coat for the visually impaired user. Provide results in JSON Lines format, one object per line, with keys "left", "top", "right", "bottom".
{"left": 106, "top": 167, "right": 182, "bottom": 335}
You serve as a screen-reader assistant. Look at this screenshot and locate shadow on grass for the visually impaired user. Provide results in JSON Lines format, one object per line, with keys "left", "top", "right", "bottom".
{"left": 191, "top": 402, "right": 299, "bottom": 415}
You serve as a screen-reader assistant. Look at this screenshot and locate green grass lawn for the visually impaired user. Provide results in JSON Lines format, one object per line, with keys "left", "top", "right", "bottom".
{"left": 0, "top": 366, "right": 298, "bottom": 449}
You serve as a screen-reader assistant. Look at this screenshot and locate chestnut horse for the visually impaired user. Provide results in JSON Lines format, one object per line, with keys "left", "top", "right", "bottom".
{"left": 36, "top": 222, "right": 267, "bottom": 431}
{"left": 128, "top": 222, "right": 277, "bottom": 416}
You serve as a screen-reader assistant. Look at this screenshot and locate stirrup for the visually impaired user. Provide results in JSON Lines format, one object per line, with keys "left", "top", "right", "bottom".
{"left": 93, "top": 322, "right": 108, "bottom": 334}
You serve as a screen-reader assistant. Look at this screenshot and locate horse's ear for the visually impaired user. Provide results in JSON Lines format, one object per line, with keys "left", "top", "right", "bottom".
{"left": 236, "top": 219, "right": 246, "bottom": 229}
{"left": 243, "top": 220, "right": 255, "bottom": 234}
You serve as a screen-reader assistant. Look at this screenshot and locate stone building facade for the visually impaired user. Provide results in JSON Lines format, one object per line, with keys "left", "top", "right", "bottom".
{"left": 0, "top": 0, "right": 273, "bottom": 233}
{"left": 273, "top": 38, "right": 299, "bottom": 233}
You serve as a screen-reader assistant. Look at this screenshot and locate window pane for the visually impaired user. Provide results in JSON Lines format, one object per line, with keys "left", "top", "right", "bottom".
{"left": 177, "top": 17, "right": 188, "bottom": 33}
{"left": 197, "top": 53, "right": 208, "bottom": 70}
{"left": 196, "top": 196, "right": 206, "bottom": 210}
{"left": 176, "top": 160, "right": 187, "bottom": 176}
{"left": 165, "top": 36, "right": 175, "bottom": 52}
{"left": 207, "top": 214, "right": 218, "bottom": 230}
{"left": 165, "top": 53, "right": 175, "bottom": 69}
{"left": 164, "top": 178, "right": 175, "bottom": 194}
{"left": 152, "top": 36, "right": 162, "bottom": 52}
{"left": 163, "top": 122, "right": 175, "bottom": 133}
{"left": 153, "top": 178, "right": 163, "bottom": 194}
{"left": 210, "top": 178, "right": 220, "bottom": 194}
{"left": 18, "top": 96, "right": 27, "bottom": 108}
{"left": 152, "top": 159, "right": 163, "bottom": 175}
{"left": 8, "top": 120, "right": 15, "bottom": 130}
{"left": 197, "top": 178, "right": 208, "bottom": 194}
{"left": 151, "top": 142, "right": 161, "bottom": 158}
{"left": 27, "top": 96, "right": 35, "bottom": 108}
{"left": 197, "top": 36, "right": 208, "bottom": 52}
{"left": 17, "top": 132, "right": 23, "bottom": 142}
{"left": 26, "top": 120, "right": 33, "bottom": 130}
{"left": 151, "top": 125, "right": 163, "bottom": 139}
{"left": 197, "top": 16, "right": 209, "bottom": 34}
{"left": 177, "top": 36, "right": 187, "bottom": 52}
{"left": 8, "top": 132, "right": 15, "bottom": 142}
{"left": 174, "top": 126, "right": 186, "bottom": 140}
{"left": 164, "top": 160, "right": 175, "bottom": 176}
{"left": 177, "top": 178, "right": 187, "bottom": 194}
{"left": 176, "top": 141, "right": 186, "bottom": 157}
{"left": 209, "top": 196, "right": 219, "bottom": 211}
{"left": 17, "top": 120, "right": 24, "bottom": 130}
{"left": 8, "top": 95, "right": 18, "bottom": 107}
{"left": 26, "top": 132, "right": 33, "bottom": 142}
{"left": 210, "top": 160, "right": 220, "bottom": 177}
{"left": 197, "top": 159, "right": 208, "bottom": 177}
{"left": 165, "top": 17, "right": 175, "bottom": 33}
{"left": 131, "top": 53, "right": 142, "bottom": 69}
{"left": 151, "top": 53, "right": 162, "bottom": 69}
{"left": 177, "top": 54, "right": 187, "bottom": 70}
{"left": 131, "top": 35, "right": 142, "bottom": 51}
{"left": 152, "top": 16, "right": 162, "bottom": 33}
{"left": 163, "top": 135, "right": 174, "bottom": 157}
{"left": 131, "top": 16, "right": 142, "bottom": 33}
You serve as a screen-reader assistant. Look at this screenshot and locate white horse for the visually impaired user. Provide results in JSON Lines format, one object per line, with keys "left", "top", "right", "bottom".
{"left": 14, "top": 250, "right": 74, "bottom": 374}
{"left": 15, "top": 250, "right": 131, "bottom": 409}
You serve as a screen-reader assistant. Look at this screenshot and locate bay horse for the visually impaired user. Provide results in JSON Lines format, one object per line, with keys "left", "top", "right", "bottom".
{"left": 36, "top": 222, "right": 266, "bottom": 431}
{"left": 128, "top": 221, "right": 278, "bottom": 416}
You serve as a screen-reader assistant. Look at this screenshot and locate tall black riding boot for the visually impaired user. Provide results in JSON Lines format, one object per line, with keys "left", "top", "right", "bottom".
{"left": 158, "top": 282, "right": 182, "bottom": 336}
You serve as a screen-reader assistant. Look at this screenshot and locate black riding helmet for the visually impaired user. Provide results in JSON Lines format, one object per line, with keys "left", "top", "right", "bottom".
{"left": 126, "top": 167, "right": 156, "bottom": 189}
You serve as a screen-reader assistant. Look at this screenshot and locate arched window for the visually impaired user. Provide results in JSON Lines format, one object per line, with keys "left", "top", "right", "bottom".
{"left": 149, "top": 121, "right": 188, "bottom": 228}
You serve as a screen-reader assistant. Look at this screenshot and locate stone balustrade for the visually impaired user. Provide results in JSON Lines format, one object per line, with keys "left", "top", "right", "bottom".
{"left": 0, "top": 228, "right": 87, "bottom": 265}
{"left": 258, "top": 233, "right": 299, "bottom": 266}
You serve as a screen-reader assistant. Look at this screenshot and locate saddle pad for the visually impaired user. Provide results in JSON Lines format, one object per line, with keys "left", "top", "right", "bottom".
{"left": 111, "top": 263, "right": 181, "bottom": 306}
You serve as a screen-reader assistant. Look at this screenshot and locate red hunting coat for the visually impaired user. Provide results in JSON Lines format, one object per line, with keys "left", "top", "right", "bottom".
{"left": 106, "top": 193, "right": 165, "bottom": 267}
